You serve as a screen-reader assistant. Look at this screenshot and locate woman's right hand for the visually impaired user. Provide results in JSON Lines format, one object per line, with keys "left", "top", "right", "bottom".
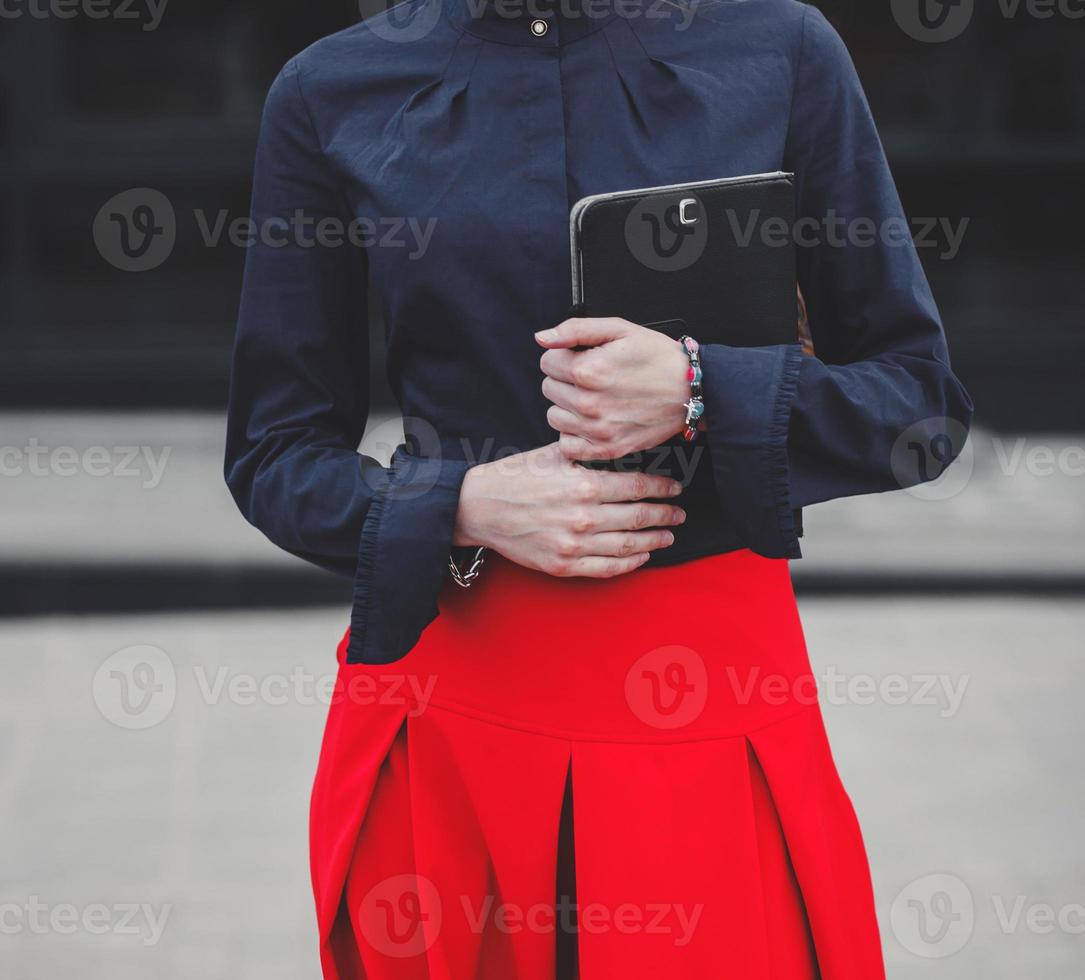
{"left": 452, "top": 442, "right": 685, "bottom": 578}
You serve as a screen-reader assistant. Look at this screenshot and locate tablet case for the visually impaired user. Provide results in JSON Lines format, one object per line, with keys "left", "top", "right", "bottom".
{"left": 570, "top": 171, "right": 797, "bottom": 343}
{"left": 566, "top": 172, "right": 804, "bottom": 561}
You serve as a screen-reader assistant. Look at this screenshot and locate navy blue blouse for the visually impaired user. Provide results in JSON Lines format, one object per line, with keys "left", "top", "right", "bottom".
{"left": 225, "top": 0, "right": 973, "bottom": 664}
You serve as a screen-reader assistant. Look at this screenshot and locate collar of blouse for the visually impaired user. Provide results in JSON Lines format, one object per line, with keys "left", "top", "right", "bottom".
{"left": 444, "top": 0, "right": 628, "bottom": 46}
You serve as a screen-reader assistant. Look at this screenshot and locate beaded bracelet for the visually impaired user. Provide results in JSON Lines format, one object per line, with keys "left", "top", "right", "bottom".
{"left": 679, "top": 335, "right": 705, "bottom": 442}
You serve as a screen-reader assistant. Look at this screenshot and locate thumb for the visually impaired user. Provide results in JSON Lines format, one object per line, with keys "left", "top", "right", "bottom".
{"left": 535, "top": 317, "right": 628, "bottom": 349}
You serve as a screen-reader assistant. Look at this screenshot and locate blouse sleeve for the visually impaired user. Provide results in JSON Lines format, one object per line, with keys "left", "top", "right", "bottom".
{"left": 697, "top": 6, "right": 974, "bottom": 558}
{"left": 224, "top": 59, "right": 469, "bottom": 664}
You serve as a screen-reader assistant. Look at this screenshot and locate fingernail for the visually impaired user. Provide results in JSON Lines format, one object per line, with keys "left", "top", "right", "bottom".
{"left": 535, "top": 328, "right": 556, "bottom": 341}
{"left": 663, "top": 532, "right": 675, "bottom": 546}
{"left": 669, "top": 483, "right": 683, "bottom": 496}
{"left": 674, "top": 509, "right": 687, "bottom": 524}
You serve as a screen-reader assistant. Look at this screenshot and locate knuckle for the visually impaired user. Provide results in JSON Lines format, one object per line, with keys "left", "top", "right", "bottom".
{"left": 571, "top": 360, "right": 600, "bottom": 388}
{"left": 632, "top": 505, "right": 650, "bottom": 529}
{"left": 618, "top": 534, "right": 637, "bottom": 557}
{"left": 578, "top": 393, "right": 601, "bottom": 418}
{"left": 574, "top": 475, "right": 598, "bottom": 502}
{"left": 555, "top": 534, "right": 580, "bottom": 559}
{"left": 580, "top": 420, "right": 601, "bottom": 441}
{"left": 547, "top": 556, "right": 572, "bottom": 577}
{"left": 569, "top": 508, "right": 595, "bottom": 534}
{"left": 629, "top": 474, "right": 649, "bottom": 499}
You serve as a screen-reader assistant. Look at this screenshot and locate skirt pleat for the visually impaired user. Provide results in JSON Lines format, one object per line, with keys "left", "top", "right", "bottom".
{"left": 311, "top": 689, "right": 407, "bottom": 980}
{"left": 405, "top": 706, "right": 573, "bottom": 980}
{"left": 309, "top": 550, "right": 886, "bottom": 979}
{"left": 748, "top": 706, "right": 885, "bottom": 980}
{"left": 571, "top": 736, "right": 771, "bottom": 977}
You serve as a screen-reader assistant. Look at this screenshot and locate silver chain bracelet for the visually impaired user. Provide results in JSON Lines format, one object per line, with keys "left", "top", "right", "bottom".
{"left": 448, "top": 546, "right": 486, "bottom": 588}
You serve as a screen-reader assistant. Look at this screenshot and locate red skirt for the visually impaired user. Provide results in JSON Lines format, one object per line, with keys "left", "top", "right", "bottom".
{"left": 310, "top": 550, "right": 885, "bottom": 979}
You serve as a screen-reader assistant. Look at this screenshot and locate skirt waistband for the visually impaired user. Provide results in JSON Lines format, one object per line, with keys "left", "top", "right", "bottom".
{"left": 337, "top": 549, "right": 816, "bottom": 742}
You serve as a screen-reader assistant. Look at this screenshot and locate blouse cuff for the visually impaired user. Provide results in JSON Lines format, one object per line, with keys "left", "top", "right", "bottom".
{"left": 347, "top": 449, "right": 471, "bottom": 664}
{"left": 699, "top": 342, "right": 805, "bottom": 560}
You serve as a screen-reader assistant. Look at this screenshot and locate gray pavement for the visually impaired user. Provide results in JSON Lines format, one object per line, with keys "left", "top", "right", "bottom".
{"left": 2, "top": 412, "right": 1083, "bottom": 978}
{"left": 2, "top": 600, "right": 1083, "bottom": 980}
{"left": 1, "top": 412, "right": 1083, "bottom": 576}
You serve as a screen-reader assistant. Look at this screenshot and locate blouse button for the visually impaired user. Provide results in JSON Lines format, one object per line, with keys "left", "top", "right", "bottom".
{"left": 530, "top": 18, "right": 549, "bottom": 37}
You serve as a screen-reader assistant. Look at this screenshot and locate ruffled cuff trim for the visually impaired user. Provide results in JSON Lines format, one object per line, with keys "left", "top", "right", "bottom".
{"left": 700, "top": 342, "right": 805, "bottom": 559}
{"left": 764, "top": 343, "right": 805, "bottom": 559}
{"left": 347, "top": 452, "right": 471, "bottom": 664}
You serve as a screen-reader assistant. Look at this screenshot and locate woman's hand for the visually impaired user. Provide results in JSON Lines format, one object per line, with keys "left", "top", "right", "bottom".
{"left": 453, "top": 443, "right": 685, "bottom": 578}
{"left": 536, "top": 317, "right": 691, "bottom": 461}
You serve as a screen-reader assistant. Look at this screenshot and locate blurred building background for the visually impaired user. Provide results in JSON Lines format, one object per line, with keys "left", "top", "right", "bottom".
{"left": 2, "top": 1, "right": 1083, "bottom": 426}
{"left": 1, "top": 2, "right": 1083, "bottom": 979}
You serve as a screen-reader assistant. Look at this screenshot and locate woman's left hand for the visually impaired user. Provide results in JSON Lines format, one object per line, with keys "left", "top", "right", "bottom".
{"left": 537, "top": 317, "right": 691, "bottom": 461}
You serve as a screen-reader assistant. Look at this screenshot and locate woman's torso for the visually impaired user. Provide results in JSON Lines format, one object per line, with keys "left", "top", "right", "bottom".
{"left": 300, "top": 0, "right": 808, "bottom": 559}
